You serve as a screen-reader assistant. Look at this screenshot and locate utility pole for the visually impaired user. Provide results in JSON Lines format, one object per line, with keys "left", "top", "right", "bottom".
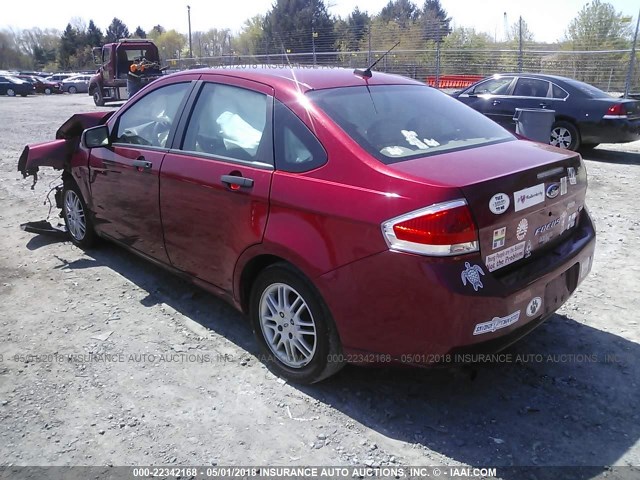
{"left": 187, "top": 5, "right": 193, "bottom": 58}
{"left": 518, "top": 16, "right": 523, "bottom": 73}
{"left": 624, "top": 9, "right": 640, "bottom": 98}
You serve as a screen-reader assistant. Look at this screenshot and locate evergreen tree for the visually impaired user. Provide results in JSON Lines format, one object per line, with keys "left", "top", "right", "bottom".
{"left": 379, "top": 0, "right": 418, "bottom": 29}
{"left": 105, "top": 18, "right": 130, "bottom": 43}
{"left": 420, "top": 0, "right": 451, "bottom": 42}
{"left": 86, "top": 20, "right": 104, "bottom": 46}
{"left": 134, "top": 26, "right": 146, "bottom": 39}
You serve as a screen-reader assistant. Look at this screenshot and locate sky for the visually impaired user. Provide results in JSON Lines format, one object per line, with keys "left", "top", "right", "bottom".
{"left": 1, "top": 0, "right": 638, "bottom": 43}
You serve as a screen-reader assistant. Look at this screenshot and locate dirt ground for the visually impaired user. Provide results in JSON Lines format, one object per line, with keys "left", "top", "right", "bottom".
{"left": 0, "top": 94, "right": 639, "bottom": 479}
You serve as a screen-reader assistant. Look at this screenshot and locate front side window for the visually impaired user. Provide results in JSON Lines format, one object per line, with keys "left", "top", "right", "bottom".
{"left": 115, "top": 82, "right": 190, "bottom": 148}
{"left": 470, "top": 76, "right": 514, "bottom": 95}
{"left": 308, "top": 85, "right": 514, "bottom": 164}
{"left": 182, "top": 83, "right": 269, "bottom": 163}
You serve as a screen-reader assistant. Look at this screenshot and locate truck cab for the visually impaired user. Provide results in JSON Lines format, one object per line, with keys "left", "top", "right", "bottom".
{"left": 89, "top": 39, "right": 163, "bottom": 106}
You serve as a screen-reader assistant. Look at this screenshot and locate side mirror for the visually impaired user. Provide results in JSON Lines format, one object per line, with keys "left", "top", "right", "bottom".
{"left": 82, "top": 125, "right": 110, "bottom": 149}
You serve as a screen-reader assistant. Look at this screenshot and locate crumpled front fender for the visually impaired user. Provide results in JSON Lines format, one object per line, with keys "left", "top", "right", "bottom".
{"left": 17, "top": 110, "right": 115, "bottom": 184}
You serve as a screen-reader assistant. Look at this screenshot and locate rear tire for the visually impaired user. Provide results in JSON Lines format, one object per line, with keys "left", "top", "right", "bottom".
{"left": 550, "top": 121, "right": 580, "bottom": 151}
{"left": 44, "top": 87, "right": 52, "bottom": 95}
{"left": 249, "top": 263, "right": 344, "bottom": 384}
{"left": 7, "top": 88, "right": 15, "bottom": 97}
{"left": 62, "top": 181, "right": 96, "bottom": 249}
{"left": 68, "top": 86, "right": 77, "bottom": 94}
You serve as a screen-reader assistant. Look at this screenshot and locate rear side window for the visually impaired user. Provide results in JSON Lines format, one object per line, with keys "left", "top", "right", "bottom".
{"left": 552, "top": 84, "right": 568, "bottom": 99}
{"left": 273, "top": 100, "right": 327, "bottom": 173}
{"left": 115, "top": 82, "right": 190, "bottom": 147}
{"left": 308, "top": 85, "right": 513, "bottom": 164}
{"left": 513, "top": 78, "right": 550, "bottom": 97}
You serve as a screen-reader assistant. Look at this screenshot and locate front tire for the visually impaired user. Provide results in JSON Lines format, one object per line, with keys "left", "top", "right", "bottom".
{"left": 44, "top": 87, "right": 52, "bottom": 95}
{"left": 92, "top": 88, "right": 105, "bottom": 106}
{"left": 68, "top": 86, "right": 77, "bottom": 94}
{"left": 550, "top": 121, "right": 580, "bottom": 151}
{"left": 62, "top": 182, "right": 96, "bottom": 249}
{"left": 7, "top": 88, "right": 15, "bottom": 97}
{"left": 250, "top": 264, "right": 344, "bottom": 384}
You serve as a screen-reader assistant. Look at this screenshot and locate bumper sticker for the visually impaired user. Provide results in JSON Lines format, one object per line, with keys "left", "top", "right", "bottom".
{"left": 489, "top": 193, "right": 510, "bottom": 215}
{"left": 461, "top": 262, "right": 485, "bottom": 291}
{"left": 526, "top": 297, "right": 542, "bottom": 317}
{"left": 568, "top": 167, "right": 577, "bottom": 185}
{"left": 473, "top": 310, "right": 521, "bottom": 336}
{"left": 492, "top": 227, "right": 506, "bottom": 249}
{"left": 485, "top": 241, "right": 526, "bottom": 272}
{"left": 514, "top": 183, "right": 545, "bottom": 212}
{"left": 561, "top": 176, "right": 568, "bottom": 195}
{"left": 516, "top": 218, "right": 528, "bottom": 240}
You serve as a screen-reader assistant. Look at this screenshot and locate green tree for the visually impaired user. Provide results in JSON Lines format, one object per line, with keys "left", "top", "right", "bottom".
{"left": 263, "top": 0, "right": 335, "bottom": 55}
{"left": 379, "top": 0, "right": 418, "bottom": 29}
{"left": 149, "top": 25, "right": 165, "bottom": 39}
{"left": 0, "top": 29, "right": 29, "bottom": 69}
{"left": 134, "top": 26, "right": 146, "bottom": 39}
{"left": 345, "top": 7, "right": 370, "bottom": 51}
{"left": 419, "top": 0, "right": 450, "bottom": 42}
{"left": 232, "top": 15, "right": 265, "bottom": 55}
{"left": 86, "top": 20, "right": 103, "bottom": 47}
{"left": 565, "top": 0, "right": 632, "bottom": 50}
{"left": 105, "top": 17, "right": 130, "bottom": 43}
{"left": 440, "top": 27, "right": 496, "bottom": 75}
{"left": 58, "top": 23, "right": 79, "bottom": 70}
{"left": 154, "top": 29, "right": 187, "bottom": 60}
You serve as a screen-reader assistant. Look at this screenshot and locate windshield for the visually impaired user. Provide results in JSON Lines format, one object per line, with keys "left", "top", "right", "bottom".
{"left": 308, "top": 84, "right": 514, "bottom": 164}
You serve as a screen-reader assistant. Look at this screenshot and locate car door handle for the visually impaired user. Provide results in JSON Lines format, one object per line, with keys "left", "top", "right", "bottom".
{"left": 133, "top": 158, "right": 152, "bottom": 170}
{"left": 221, "top": 175, "right": 254, "bottom": 190}
{"left": 492, "top": 100, "right": 501, "bottom": 105}
{"left": 539, "top": 103, "right": 548, "bottom": 108}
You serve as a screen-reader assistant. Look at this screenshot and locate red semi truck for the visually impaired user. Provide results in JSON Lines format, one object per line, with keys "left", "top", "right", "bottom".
{"left": 89, "top": 39, "right": 164, "bottom": 106}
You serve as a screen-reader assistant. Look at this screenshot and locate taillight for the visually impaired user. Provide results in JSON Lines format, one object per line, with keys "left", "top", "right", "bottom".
{"left": 604, "top": 103, "right": 627, "bottom": 119}
{"left": 382, "top": 199, "right": 479, "bottom": 256}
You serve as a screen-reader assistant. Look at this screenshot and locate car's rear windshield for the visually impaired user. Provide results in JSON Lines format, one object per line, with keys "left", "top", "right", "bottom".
{"left": 307, "top": 84, "right": 514, "bottom": 164}
{"left": 565, "top": 79, "right": 612, "bottom": 98}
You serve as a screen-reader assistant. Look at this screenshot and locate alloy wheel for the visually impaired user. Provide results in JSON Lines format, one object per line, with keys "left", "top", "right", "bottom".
{"left": 259, "top": 283, "right": 317, "bottom": 368}
{"left": 550, "top": 126, "right": 572, "bottom": 149}
{"left": 64, "top": 190, "right": 86, "bottom": 241}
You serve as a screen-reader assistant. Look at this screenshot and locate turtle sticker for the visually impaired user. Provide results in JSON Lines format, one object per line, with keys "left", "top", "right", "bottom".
{"left": 461, "top": 262, "right": 485, "bottom": 292}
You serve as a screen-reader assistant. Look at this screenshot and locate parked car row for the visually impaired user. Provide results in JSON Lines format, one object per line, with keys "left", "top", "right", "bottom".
{"left": 1, "top": 71, "right": 93, "bottom": 96}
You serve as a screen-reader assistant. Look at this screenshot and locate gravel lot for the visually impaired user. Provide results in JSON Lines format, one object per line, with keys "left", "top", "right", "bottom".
{"left": 0, "top": 93, "right": 639, "bottom": 478}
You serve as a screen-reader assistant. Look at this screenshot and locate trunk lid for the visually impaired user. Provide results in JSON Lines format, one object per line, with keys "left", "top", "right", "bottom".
{"left": 387, "top": 139, "right": 586, "bottom": 273}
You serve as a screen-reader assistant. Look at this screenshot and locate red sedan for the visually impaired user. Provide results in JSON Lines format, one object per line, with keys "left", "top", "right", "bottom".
{"left": 19, "top": 67, "right": 595, "bottom": 383}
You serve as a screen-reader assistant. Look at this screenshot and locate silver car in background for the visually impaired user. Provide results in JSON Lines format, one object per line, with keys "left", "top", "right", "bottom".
{"left": 61, "top": 75, "right": 92, "bottom": 94}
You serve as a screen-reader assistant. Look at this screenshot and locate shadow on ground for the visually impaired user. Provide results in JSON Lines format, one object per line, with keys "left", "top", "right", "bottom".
{"left": 35, "top": 237, "right": 640, "bottom": 480}
{"left": 582, "top": 146, "right": 640, "bottom": 166}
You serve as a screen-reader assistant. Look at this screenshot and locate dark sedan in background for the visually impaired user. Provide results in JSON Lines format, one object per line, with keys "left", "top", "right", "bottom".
{"left": 16, "top": 75, "right": 62, "bottom": 95}
{"left": 0, "top": 75, "right": 35, "bottom": 96}
{"left": 453, "top": 73, "right": 640, "bottom": 151}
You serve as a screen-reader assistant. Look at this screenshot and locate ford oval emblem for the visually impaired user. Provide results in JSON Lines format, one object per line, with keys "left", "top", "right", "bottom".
{"left": 546, "top": 183, "right": 560, "bottom": 199}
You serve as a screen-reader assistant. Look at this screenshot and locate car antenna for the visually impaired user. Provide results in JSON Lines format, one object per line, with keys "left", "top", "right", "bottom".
{"left": 354, "top": 41, "right": 400, "bottom": 79}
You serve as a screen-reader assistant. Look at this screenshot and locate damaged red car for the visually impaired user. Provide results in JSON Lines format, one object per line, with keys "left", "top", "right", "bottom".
{"left": 18, "top": 67, "right": 596, "bottom": 383}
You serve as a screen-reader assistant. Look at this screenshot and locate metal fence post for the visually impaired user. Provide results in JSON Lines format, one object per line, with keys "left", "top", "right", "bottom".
{"left": 624, "top": 9, "right": 640, "bottom": 98}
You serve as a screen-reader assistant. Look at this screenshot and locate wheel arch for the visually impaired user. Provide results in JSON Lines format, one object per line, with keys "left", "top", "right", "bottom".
{"left": 237, "top": 253, "right": 297, "bottom": 314}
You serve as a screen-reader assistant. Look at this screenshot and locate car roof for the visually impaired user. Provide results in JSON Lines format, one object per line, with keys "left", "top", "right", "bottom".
{"left": 167, "top": 67, "right": 423, "bottom": 93}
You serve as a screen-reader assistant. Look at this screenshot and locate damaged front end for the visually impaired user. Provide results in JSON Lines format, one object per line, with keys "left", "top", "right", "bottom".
{"left": 17, "top": 110, "right": 114, "bottom": 188}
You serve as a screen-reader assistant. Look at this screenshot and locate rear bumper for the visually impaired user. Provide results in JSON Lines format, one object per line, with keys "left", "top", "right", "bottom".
{"left": 317, "top": 209, "right": 596, "bottom": 365}
{"left": 581, "top": 117, "right": 640, "bottom": 144}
